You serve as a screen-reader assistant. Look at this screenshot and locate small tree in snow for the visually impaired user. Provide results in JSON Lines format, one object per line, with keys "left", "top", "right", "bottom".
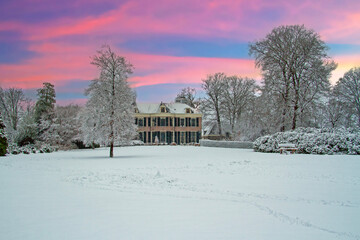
{"left": 81, "top": 45, "right": 137, "bottom": 157}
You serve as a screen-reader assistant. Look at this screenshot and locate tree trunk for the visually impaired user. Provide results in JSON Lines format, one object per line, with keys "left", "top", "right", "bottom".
{"left": 216, "top": 106, "right": 222, "bottom": 136}
{"left": 292, "top": 104, "right": 298, "bottom": 130}
{"left": 292, "top": 88, "right": 300, "bottom": 130}
{"left": 110, "top": 70, "right": 116, "bottom": 158}
{"left": 110, "top": 141, "right": 114, "bottom": 158}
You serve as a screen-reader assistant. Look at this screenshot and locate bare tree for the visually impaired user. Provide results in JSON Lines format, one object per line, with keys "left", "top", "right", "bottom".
{"left": 201, "top": 73, "right": 226, "bottom": 136}
{"left": 222, "top": 76, "right": 257, "bottom": 134}
{"left": 326, "top": 95, "right": 345, "bottom": 128}
{"left": 175, "top": 87, "right": 200, "bottom": 108}
{"left": 249, "top": 25, "right": 336, "bottom": 131}
{"left": 334, "top": 67, "right": 360, "bottom": 126}
{"left": 81, "top": 45, "right": 137, "bottom": 157}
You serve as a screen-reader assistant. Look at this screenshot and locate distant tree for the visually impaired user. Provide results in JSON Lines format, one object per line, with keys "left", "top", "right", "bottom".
{"left": 334, "top": 67, "right": 360, "bottom": 126}
{"left": 34, "top": 82, "right": 56, "bottom": 123}
{"left": 175, "top": 87, "right": 200, "bottom": 108}
{"left": 201, "top": 72, "right": 226, "bottom": 136}
{"left": 222, "top": 76, "right": 257, "bottom": 134}
{"left": 0, "top": 114, "right": 8, "bottom": 156}
{"left": 81, "top": 45, "right": 137, "bottom": 157}
{"left": 249, "top": 25, "right": 336, "bottom": 131}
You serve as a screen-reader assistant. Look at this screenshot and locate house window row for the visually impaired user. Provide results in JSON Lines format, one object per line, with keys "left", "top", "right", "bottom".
{"left": 135, "top": 117, "right": 200, "bottom": 127}
{"left": 138, "top": 131, "right": 201, "bottom": 144}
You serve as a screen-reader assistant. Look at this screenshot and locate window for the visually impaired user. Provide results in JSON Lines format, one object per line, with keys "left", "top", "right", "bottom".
{"left": 180, "top": 118, "right": 185, "bottom": 127}
{"left": 161, "top": 107, "right": 166, "bottom": 113}
{"left": 160, "top": 132, "right": 166, "bottom": 143}
{"left": 190, "top": 132, "right": 195, "bottom": 142}
{"left": 180, "top": 132, "right": 185, "bottom": 144}
{"left": 160, "top": 118, "right": 166, "bottom": 126}
{"left": 138, "top": 118, "right": 144, "bottom": 127}
{"left": 191, "top": 118, "right": 196, "bottom": 127}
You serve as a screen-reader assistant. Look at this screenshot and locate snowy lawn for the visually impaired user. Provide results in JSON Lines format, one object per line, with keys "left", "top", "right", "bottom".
{"left": 0, "top": 146, "right": 359, "bottom": 240}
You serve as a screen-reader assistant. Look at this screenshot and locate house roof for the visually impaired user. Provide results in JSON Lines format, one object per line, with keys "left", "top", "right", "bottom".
{"left": 136, "top": 103, "right": 199, "bottom": 114}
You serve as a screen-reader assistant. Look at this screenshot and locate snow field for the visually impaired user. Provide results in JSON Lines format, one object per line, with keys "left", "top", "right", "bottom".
{"left": 0, "top": 146, "right": 359, "bottom": 240}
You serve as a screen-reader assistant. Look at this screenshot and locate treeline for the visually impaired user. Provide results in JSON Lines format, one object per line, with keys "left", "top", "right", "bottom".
{"left": 0, "top": 45, "right": 137, "bottom": 157}
{"left": 176, "top": 25, "right": 360, "bottom": 141}
{"left": 0, "top": 83, "right": 83, "bottom": 155}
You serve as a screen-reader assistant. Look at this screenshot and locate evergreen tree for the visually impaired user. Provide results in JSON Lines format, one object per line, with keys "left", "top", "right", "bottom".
{"left": 35, "top": 82, "right": 56, "bottom": 123}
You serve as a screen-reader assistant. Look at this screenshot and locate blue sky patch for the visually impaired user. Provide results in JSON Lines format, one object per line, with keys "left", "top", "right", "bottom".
{"left": 121, "top": 36, "right": 250, "bottom": 59}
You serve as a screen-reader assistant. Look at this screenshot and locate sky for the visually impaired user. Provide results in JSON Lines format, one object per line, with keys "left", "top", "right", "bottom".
{"left": 1, "top": 0, "right": 360, "bottom": 105}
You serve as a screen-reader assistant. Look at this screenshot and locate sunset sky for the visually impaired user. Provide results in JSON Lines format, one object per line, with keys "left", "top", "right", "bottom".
{"left": 1, "top": 0, "right": 360, "bottom": 105}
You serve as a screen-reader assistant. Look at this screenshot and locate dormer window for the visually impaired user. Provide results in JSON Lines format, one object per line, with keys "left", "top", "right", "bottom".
{"left": 135, "top": 108, "right": 139, "bottom": 113}
{"left": 161, "top": 107, "right": 166, "bottom": 113}
{"left": 186, "top": 108, "right": 192, "bottom": 114}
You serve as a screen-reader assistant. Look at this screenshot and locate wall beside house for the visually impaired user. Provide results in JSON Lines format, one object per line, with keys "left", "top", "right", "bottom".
{"left": 200, "top": 139, "right": 253, "bottom": 149}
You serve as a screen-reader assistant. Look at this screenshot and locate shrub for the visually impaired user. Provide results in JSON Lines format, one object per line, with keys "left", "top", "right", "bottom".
{"left": 253, "top": 128, "right": 360, "bottom": 155}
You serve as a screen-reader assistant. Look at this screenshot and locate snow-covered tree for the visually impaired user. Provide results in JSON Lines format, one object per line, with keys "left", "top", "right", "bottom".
{"left": 16, "top": 103, "right": 38, "bottom": 146}
{"left": 334, "top": 67, "right": 360, "bottom": 126}
{"left": 222, "top": 76, "right": 257, "bottom": 134}
{"left": 81, "top": 45, "right": 137, "bottom": 157}
{"left": 0, "top": 87, "right": 27, "bottom": 143}
{"left": 0, "top": 114, "right": 8, "bottom": 156}
{"left": 34, "top": 82, "right": 56, "bottom": 123}
{"left": 249, "top": 25, "right": 336, "bottom": 131}
{"left": 41, "top": 105, "right": 82, "bottom": 149}
{"left": 201, "top": 72, "right": 226, "bottom": 136}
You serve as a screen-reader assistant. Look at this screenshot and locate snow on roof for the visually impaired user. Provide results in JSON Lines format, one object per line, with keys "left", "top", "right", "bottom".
{"left": 136, "top": 103, "right": 160, "bottom": 114}
{"left": 136, "top": 103, "right": 198, "bottom": 114}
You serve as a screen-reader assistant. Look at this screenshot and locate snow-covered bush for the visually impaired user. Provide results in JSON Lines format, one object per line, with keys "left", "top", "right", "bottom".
{"left": 6, "top": 142, "right": 57, "bottom": 155}
{"left": 38, "top": 144, "right": 57, "bottom": 153}
{"left": 253, "top": 128, "right": 360, "bottom": 155}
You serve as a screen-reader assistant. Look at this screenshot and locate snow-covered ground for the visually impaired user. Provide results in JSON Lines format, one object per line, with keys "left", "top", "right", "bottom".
{"left": 1, "top": 146, "right": 359, "bottom": 240}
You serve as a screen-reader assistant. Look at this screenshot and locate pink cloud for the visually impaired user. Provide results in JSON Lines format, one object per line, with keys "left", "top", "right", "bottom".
{"left": 0, "top": 42, "right": 97, "bottom": 89}
{"left": 2, "top": 0, "right": 360, "bottom": 45}
{"left": 126, "top": 53, "right": 260, "bottom": 87}
{"left": 0, "top": 40, "right": 260, "bottom": 92}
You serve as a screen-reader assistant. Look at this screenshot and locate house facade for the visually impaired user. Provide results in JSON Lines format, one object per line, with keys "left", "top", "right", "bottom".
{"left": 135, "top": 102, "right": 202, "bottom": 145}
